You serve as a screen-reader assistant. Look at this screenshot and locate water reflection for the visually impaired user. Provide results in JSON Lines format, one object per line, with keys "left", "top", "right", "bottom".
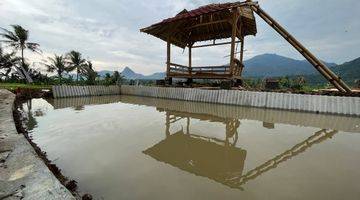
{"left": 21, "top": 95, "right": 360, "bottom": 199}
{"left": 144, "top": 108, "right": 338, "bottom": 189}
{"left": 18, "top": 99, "right": 39, "bottom": 132}
{"left": 144, "top": 109, "right": 246, "bottom": 189}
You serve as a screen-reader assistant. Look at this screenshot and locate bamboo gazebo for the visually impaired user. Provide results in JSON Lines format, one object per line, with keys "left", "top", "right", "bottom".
{"left": 141, "top": 1, "right": 352, "bottom": 93}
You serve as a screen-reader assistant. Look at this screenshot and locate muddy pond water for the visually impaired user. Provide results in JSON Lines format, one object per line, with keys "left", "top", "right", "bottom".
{"left": 19, "top": 95, "right": 360, "bottom": 200}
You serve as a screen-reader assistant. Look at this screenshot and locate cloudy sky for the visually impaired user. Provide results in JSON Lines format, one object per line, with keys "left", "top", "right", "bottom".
{"left": 1, "top": 0, "right": 359, "bottom": 74}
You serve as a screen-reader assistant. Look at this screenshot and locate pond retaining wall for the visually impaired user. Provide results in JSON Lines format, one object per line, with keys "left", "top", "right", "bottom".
{"left": 120, "top": 85, "right": 360, "bottom": 116}
{"left": 52, "top": 85, "right": 121, "bottom": 98}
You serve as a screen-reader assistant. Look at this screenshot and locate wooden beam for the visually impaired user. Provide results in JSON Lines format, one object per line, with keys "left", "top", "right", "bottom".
{"left": 192, "top": 40, "right": 241, "bottom": 48}
{"left": 186, "top": 19, "right": 229, "bottom": 30}
{"left": 168, "top": 62, "right": 188, "bottom": 68}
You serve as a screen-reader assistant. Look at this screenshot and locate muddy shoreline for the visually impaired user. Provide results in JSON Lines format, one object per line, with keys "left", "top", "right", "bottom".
{"left": 11, "top": 88, "right": 92, "bottom": 200}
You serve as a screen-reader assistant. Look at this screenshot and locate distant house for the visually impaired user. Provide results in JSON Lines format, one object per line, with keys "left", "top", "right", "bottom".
{"left": 265, "top": 78, "right": 280, "bottom": 90}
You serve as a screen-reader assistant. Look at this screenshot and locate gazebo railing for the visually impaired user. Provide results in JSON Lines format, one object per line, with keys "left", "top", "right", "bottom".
{"left": 168, "top": 62, "right": 230, "bottom": 76}
{"left": 192, "top": 66, "right": 230, "bottom": 74}
{"left": 168, "top": 63, "right": 189, "bottom": 74}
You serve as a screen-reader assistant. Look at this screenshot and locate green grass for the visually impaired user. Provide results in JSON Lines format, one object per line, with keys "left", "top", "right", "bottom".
{"left": 0, "top": 83, "right": 52, "bottom": 90}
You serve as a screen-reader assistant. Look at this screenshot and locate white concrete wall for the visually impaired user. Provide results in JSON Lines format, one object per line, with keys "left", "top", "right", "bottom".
{"left": 52, "top": 85, "right": 121, "bottom": 98}
{"left": 121, "top": 85, "right": 360, "bottom": 116}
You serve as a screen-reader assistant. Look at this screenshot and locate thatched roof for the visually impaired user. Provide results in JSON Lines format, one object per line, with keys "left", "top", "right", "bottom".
{"left": 140, "top": 2, "right": 257, "bottom": 48}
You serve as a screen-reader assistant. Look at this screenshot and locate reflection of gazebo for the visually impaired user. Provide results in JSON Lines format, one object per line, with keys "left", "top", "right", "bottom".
{"left": 141, "top": 1, "right": 352, "bottom": 93}
{"left": 144, "top": 109, "right": 246, "bottom": 188}
{"left": 143, "top": 109, "right": 338, "bottom": 189}
{"left": 144, "top": 130, "right": 246, "bottom": 187}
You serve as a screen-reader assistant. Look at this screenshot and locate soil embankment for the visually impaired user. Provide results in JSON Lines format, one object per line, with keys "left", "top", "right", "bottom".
{"left": 0, "top": 89, "right": 89, "bottom": 199}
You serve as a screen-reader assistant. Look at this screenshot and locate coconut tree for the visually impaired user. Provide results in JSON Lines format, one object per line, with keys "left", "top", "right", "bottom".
{"left": 80, "top": 60, "right": 98, "bottom": 85}
{"left": 44, "top": 54, "right": 71, "bottom": 83}
{"left": 112, "top": 71, "right": 124, "bottom": 85}
{"left": 67, "top": 50, "right": 86, "bottom": 82}
{"left": 0, "top": 25, "right": 41, "bottom": 83}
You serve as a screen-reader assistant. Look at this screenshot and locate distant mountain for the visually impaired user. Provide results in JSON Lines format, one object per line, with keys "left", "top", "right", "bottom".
{"left": 303, "top": 57, "right": 360, "bottom": 86}
{"left": 145, "top": 72, "right": 166, "bottom": 80}
{"left": 331, "top": 57, "right": 360, "bottom": 84}
{"left": 97, "top": 70, "right": 114, "bottom": 77}
{"left": 121, "top": 67, "right": 146, "bottom": 79}
{"left": 97, "top": 53, "right": 343, "bottom": 81}
{"left": 97, "top": 67, "right": 166, "bottom": 80}
{"left": 243, "top": 53, "right": 336, "bottom": 77}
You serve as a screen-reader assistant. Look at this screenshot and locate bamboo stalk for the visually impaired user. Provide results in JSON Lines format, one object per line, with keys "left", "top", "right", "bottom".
{"left": 249, "top": 3, "right": 352, "bottom": 93}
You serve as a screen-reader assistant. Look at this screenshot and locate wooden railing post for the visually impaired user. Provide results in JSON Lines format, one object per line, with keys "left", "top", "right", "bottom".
{"left": 230, "top": 8, "right": 240, "bottom": 76}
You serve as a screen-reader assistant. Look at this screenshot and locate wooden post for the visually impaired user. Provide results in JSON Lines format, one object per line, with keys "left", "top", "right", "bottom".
{"left": 166, "top": 40, "right": 171, "bottom": 77}
{"left": 240, "top": 37, "right": 244, "bottom": 63}
{"left": 188, "top": 45, "right": 193, "bottom": 84}
{"left": 239, "top": 36, "right": 245, "bottom": 76}
{"left": 188, "top": 45, "right": 192, "bottom": 76}
{"left": 230, "top": 9, "right": 239, "bottom": 76}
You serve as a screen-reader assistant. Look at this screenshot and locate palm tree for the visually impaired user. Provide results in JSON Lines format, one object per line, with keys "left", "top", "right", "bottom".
{"left": 80, "top": 60, "right": 98, "bottom": 85}
{"left": 112, "top": 71, "right": 124, "bottom": 85}
{"left": 44, "top": 54, "right": 71, "bottom": 83}
{"left": 67, "top": 50, "right": 86, "bottom": 82}
{"left": 0, "top": 25, "right": 41, "bottom": 83}
{"left": 0, "top": 46, "right": 20, "bottom": 79}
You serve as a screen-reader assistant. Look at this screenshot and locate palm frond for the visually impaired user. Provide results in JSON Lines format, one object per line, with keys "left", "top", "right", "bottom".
{"left": 26, "top": 42, "right": 41, "bottom": 53}
{"left": 11, "top": 25, "right": 28, "bottom": 42}
{"left": 0, "top": 27, "right": 18, "bottom": 41}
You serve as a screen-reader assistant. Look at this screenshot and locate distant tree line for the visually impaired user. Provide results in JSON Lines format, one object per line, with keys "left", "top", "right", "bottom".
{"left": 0, "top": 25, "right": 123, "bottom": 86}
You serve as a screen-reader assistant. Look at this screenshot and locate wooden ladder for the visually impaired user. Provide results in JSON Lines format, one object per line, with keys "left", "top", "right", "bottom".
{"left": 246, "top": 1, "right": 352, "bottom": 93}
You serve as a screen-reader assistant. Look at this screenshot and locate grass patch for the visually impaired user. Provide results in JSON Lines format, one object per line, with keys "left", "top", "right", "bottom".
{"left": 0, "top": 83, "right": 52, "bottom": 90}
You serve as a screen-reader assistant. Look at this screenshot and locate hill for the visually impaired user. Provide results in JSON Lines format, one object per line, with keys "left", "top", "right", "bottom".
{"left": 303, "top": 57, "right": 360, "bottom": 86}
{"left": 243, "top": 53, "right": 336, "bottom": 77}
{"left": 121, "top": 67, "right": 146, "bottom": 79}
{"left": 97, "top": 67, "right": 165, "bottom": 80}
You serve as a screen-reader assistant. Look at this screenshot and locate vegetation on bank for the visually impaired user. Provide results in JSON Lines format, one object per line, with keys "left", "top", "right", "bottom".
{"left": 0, "top": 83, "right": 52, "bottom": 90}
{"left": 0, "top": 24, "right": 123, "bottom": 87}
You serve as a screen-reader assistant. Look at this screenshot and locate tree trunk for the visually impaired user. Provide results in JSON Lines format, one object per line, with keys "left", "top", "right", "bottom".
{"left": 58, "top": 72, "right": 62, "bottom": 84}
{"left": 19, "top": 47, "right": 33, "bottom": 83}
{"left": 20, "top": 48, "right": 26, "bottom": 78}
{"left": 76, "top": 67, "right": 79, "bottom": 82}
